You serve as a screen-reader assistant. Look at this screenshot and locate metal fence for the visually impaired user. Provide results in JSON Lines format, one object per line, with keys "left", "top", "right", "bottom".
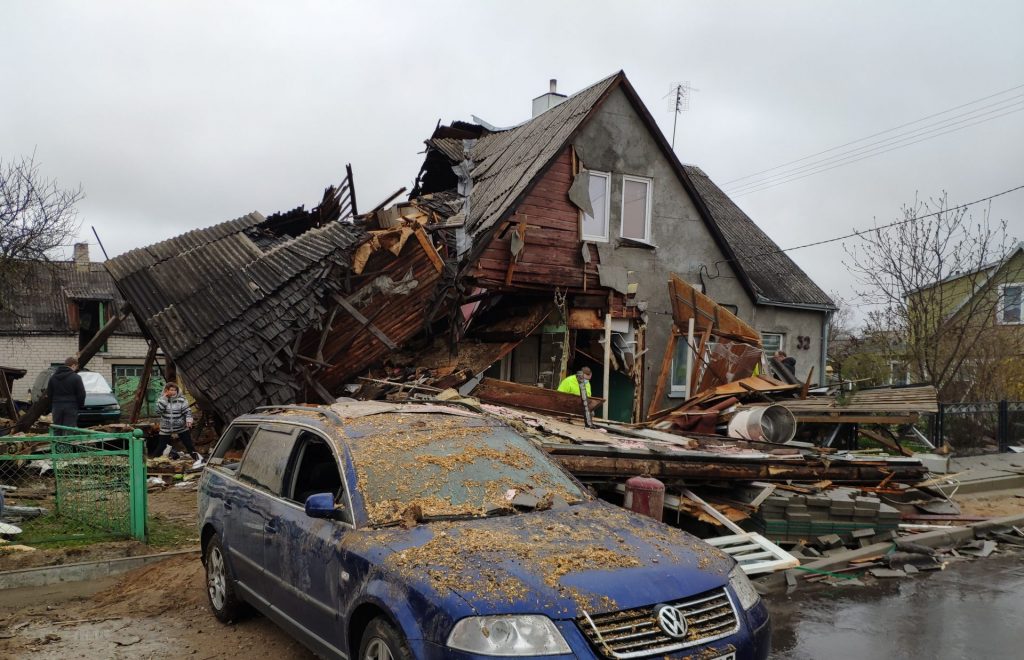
{"left": 934, "top": 401, "right": 1024, "bottom": 453}
{"left": 0, "top": 426, "right": 147, "bottom": 545}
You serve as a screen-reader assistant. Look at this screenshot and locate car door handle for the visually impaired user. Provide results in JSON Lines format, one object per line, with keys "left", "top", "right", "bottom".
{"left": 264, "top": 521, "right": 278, "bottom": 534}
{"left": 223, "top": 499, "right": 233, "bottom": 511}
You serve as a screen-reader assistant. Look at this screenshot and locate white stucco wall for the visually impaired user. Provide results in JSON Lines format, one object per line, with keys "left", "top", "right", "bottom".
{"left": 0, "top": 334, "right": 150, "bottom": 399}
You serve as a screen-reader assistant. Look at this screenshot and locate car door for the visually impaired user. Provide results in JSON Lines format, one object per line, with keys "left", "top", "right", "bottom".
{"left": 227, "top": 423, "right": 298, "bottom": 602}
{"left": 263, "top": 428, "right": 352, "bottom": 654}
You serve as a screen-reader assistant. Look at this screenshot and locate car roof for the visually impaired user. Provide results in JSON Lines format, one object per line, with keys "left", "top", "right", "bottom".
{"left": 234, "top": 400, "right": 483, "bottom": 428}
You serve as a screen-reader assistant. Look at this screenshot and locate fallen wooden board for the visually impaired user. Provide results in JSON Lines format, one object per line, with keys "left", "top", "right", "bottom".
{"left": 473, "top": 378, "right": 603, "bottom": 417}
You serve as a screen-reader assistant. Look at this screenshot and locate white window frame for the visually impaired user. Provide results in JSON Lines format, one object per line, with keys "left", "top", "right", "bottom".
{"left": 888, "top": 361, "right": 909, "bottom": 386}
{"left": 670, "top": 337, "right": 690, "bottom": 397}
{"left": 761, "top": 332, "right": 785, "bottom": 355}
{"left": 997, "top": 283, "right": 1024, "bottom": 325}
{"left": 580, "top": 170, "right": 611, "bottom": 242}
{"left": 619, "top": 175, "right": 653, "bottom": 243}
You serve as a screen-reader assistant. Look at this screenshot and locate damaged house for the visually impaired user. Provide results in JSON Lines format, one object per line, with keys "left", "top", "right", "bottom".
{"left": 99, "top": 71, "right": 835, "bottom": 428}
{"left": 408, "top": 72, "right": 835, "bottom": 421}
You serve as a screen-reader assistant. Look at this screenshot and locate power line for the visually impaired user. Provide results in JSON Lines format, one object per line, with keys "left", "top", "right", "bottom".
{"left": 726, "top": 96, "right": 1024, "bottom": 194}
{"left": 721, "top": 82, "right": 1024, "bottom": 187}
{"left": 728, "top": 103, "right": 1024, "bottom": 197}
{"left": 732, "top": 183, "right": 1024, "bottom": 262}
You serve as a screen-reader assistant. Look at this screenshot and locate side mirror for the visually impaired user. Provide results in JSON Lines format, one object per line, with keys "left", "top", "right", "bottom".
{"left": 305, "top": 492, "right": 341, "bottom": 519}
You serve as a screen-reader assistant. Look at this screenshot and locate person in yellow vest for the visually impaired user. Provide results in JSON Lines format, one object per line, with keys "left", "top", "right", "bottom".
{"left": 557, "top": 367, "right": 592, "bottom": 397}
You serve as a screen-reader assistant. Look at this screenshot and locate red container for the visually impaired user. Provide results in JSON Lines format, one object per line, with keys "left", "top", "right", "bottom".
{"left": 623, "top": 475, "right": 665, "bottom": 522}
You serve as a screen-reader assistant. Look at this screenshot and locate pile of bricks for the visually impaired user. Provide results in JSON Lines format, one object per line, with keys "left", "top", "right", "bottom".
{"left": 750, "top": 487, "right": 901, "bottom": 544}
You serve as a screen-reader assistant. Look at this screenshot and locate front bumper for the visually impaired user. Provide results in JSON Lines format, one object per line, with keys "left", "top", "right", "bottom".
{"left": 411, "top": 603, "right": 770, "bottom": 660}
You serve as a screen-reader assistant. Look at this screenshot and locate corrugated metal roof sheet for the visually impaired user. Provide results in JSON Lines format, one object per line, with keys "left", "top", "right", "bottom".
{"left": 105, "top": 208, "right": 369, "bottom": 422}
{"left": 684, "top": 166, "right": 835, "bottom": 308}
{"left": 465, "top": 73, "right": 618, "bottom": 238}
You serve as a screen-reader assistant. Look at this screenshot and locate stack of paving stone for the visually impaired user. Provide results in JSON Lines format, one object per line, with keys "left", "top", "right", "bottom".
{"left": 749, "top": 487, "right": 902, "bottom": 544}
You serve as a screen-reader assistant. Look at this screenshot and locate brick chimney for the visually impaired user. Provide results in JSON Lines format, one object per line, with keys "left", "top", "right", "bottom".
{"left": 73, "top": 242, "right": 90, "bottom": 272}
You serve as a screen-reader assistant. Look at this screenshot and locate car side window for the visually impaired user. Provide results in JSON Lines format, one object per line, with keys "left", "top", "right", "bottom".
{"left": 287, "top": 431, "right": 350, "bottom": 523}
{"left": 236, "top": 424, "right": 298, "bottom": 496}
{"left": 208, "top": 424, "right": 256, "bottom": 473}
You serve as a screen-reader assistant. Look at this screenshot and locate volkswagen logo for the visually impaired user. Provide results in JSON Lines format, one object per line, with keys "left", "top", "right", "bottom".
{"left": 655, "top": 604, "right": 688, "bottom": 639}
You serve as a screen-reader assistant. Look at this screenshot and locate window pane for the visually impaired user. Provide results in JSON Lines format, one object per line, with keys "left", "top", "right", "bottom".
{"left": 761, "top": 333, "right": 783, "bottom": 354}
{"left": 622, "top": 179, "right": 649, "bottom": 240}
{"left": 1004, "top": 286, "right": 1021, "bottom": 323}
{"left": 238, "top": 426, "right": 296, "bottom": 495}
{"left": 671, "top": 338, "right": 689, "bottom": 391}
{"left": 582, "top": 173, "right": 608, "bottom": 239}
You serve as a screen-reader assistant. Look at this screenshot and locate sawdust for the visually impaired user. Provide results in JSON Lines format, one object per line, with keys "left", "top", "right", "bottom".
{"left": 345, "top": 414, "right": 585, "bottom": 526}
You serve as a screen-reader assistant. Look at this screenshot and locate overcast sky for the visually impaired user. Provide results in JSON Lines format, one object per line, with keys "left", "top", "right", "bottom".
{"left": 3, "top": 1, "right": 1022, "bottom": 322}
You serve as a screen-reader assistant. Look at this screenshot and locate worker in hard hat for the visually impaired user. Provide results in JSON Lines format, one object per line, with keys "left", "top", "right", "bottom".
{"left": 557, "top": 366, "right": 592, "bottom": 397}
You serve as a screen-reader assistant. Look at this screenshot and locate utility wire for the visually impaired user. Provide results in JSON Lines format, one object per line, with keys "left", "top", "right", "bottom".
{"left": 726, "top": 96, "right": 1024, "bottom": 194}
{"left": 721, "top": 82, "right": 1024, "bottom": 187}
{"left": 730, "top": 183, "right": 1024, "bottom": 262}
{"left": 728, "top": 103, "right": 1024, "bottom": 197}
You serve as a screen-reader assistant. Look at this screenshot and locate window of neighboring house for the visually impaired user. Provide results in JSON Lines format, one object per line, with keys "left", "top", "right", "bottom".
{"left": 998, "top": 283, "right": 1024, "bottom": 324}
{"left": 761, "top": 332, "right": 784, "bottom": 355}
{"left": 581, "top": 171, "right": 611, "bottom": 241}
{"left": 621, "top": 176, "right": 652, "bottom": 243}
{"left": 670, "top": 335, "right": 690, "bottom": 397}
{"left": 71, "top": 299, "right": 109, "bottom": 352}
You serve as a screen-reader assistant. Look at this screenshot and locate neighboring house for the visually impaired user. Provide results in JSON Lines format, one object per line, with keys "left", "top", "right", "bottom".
{"left": 906, "top": 243, "right": 1024, "bottom": 399}
{"left": 0, "top": 243, "right": 151, "bottom": 403}
{"left": 411, "top": 71, "right": 834, "bottom": 419}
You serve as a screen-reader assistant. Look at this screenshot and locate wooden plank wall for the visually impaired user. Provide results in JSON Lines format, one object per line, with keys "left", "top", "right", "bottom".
{"left": 471, "top": 147, "right": 603, "bottom": 292}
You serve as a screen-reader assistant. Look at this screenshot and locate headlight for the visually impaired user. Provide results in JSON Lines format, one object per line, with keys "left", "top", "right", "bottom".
{"left": 103, "top": 404, "right": 120, "bottom": 412}
{"left": 729, "top": 565, "right": 760, "bottom": 610}
{"left": 447, "top": 615, "right": 571, "bottom": 656}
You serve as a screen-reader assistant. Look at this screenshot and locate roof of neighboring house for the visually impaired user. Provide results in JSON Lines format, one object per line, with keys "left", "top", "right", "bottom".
{"left": 684, "top": 166, "right": 835, "bottom": 308}
{"left": 0, "top": 260, "right": 142, "bottom": 335}
{"left": 416, "top": 71, "right": 834, "bottom": 310}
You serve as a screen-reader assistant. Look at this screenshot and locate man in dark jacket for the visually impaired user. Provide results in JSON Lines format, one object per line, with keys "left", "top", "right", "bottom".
{"left": 47, "top": 357, "right": 86, "bottom": 436}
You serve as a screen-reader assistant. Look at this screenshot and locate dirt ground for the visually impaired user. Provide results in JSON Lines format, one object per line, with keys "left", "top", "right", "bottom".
{"left": 954, "top": 487, "right": 1024, "bottom": 517}
{"left": 0, "top": 556, "right": 316, "bottom": 659}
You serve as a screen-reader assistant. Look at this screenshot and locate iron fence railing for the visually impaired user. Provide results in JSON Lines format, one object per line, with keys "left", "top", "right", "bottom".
{"left": 0, "top": 426, "right": 147, "bottom": 545}
{"left": 934, "top": 401, "right": 1024, "bottom": 453}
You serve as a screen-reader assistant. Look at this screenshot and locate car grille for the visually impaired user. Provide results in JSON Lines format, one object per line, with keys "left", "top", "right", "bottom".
{"left": 577, "top": 587, "right": 740, "bottom": 659}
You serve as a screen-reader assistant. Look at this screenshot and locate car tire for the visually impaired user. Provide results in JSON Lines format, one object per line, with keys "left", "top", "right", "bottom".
{"left": 204, "top": 533, "right": 246, "bottom": 623}
{"left": 359, "top": 617, "right": 412, "bottom": 660}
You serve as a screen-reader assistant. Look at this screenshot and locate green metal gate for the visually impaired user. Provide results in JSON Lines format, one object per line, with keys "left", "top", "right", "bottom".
{"left": 0, "top": 426, "right": 148, "bottom": 544}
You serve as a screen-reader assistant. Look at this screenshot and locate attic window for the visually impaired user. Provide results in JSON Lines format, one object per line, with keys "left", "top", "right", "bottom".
{"left": 621, "top": 176, "right": 652, "bottom": 243}
{"left": 998, "top": 284, "right": 1024, "bottom": 324}
{"left": 581, "top": 171, "right": 610, "bottom": 241}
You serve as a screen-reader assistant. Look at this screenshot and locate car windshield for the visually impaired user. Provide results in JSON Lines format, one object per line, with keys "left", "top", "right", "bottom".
{"left": 345, "top": 413, "right": 587, "bottom": 526}
{"left": 78, "top": 372, "right": 113, "bottom": 394}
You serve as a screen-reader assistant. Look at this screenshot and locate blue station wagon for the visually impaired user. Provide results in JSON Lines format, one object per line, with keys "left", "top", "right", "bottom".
{"left": 197, "top": 401, "right": 771, "bottom": 660}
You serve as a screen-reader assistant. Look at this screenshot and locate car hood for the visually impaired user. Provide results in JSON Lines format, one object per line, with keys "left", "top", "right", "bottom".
{"left": 357, "top": 501, "right": 733, "bottom": 619}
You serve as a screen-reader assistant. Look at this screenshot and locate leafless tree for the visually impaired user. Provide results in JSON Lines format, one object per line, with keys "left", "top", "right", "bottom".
{"left": 0, "top": 153, "right": 83, "bottom": 313}
{"left": 844, "top": 192, "right": 1020, "bottom": 400}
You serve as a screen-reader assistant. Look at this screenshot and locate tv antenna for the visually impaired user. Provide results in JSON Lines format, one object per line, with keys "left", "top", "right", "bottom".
{"left": 665, "top": 81, "right": 699, "bottom": 150}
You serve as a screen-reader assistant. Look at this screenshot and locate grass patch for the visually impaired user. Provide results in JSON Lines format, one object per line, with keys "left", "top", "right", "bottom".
{"left": 147, "top": 515, "right": 198, "bottom": 549}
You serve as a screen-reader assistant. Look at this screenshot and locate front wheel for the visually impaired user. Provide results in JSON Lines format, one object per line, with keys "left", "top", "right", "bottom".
{"left": 359, "top": 617, "right": 412, "bottom": 660}
{"left": 204, "top": 533, "right": 246, "bottom": 623}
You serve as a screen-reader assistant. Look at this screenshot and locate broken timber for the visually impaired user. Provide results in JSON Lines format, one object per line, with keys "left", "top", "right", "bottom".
{"left": 472, "top": 378, "right": 603, "bottom": 418}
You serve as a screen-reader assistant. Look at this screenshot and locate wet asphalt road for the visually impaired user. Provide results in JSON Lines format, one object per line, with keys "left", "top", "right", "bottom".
{"left": 764, "top": 554, "right": 1024, "bottom": 659}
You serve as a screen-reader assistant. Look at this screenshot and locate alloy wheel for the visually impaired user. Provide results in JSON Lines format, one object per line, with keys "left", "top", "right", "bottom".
{"left": 207, "top": 546, "right": 227, "bottom": 611}
{"left": 363, "top": 638, "right": 395, "bottom": 660}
